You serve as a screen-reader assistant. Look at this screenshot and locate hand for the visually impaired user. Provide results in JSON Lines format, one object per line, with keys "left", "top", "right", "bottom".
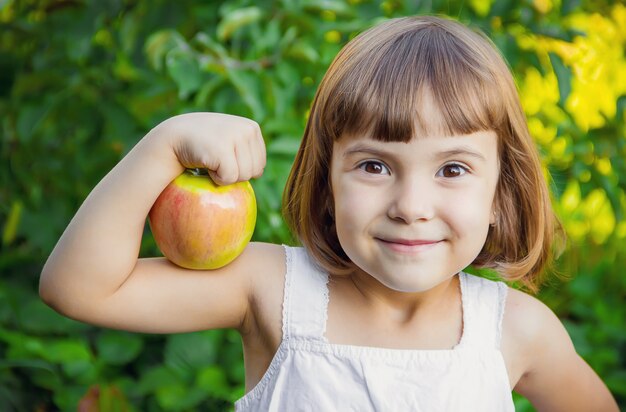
{"left": 156, "top": 112, "right": 266, "bottom": 185}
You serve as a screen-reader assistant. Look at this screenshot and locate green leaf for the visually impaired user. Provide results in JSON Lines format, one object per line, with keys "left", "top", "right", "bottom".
{"left": 196, "top": 366, "right": 230, "bottom": 397}
{"left": 166, "top": 49, "right": 203, "bottom": 100}
{"left": 286, "top": 40, "right": 320, "bottom": 63}
{"left": 2, "top": 200, "right": 22, "bottom": 246}
{"left": 96, "top": 330, "right": 144, "bottom": 365}
{"left": 164, "top": 330, "right": 222, "bottom": 380}
{"left": 136, "top": 365, "right": 180, "bottom": 395}
{"left": 19, "top": 298, "right": 88, "bottom": 335}
{"left": 144, "top": 29, "right": 188, "bottom": 71}
{"left": 267, "top": 136, "right": 301, "bottom": 156}
{"left": 227, "top": 70, "right": 266, "bottom": 120}
{"left": 302, "top": 0, "right": 354, "bottom": 16}
{"left": 217, "top": 7, "right": 263, "bottom": 41}
{"left": 156, "top": 384, "right": 207, "bottom": 411}
{"left": 42, "top": 339, "right": 92, "bottom": 363}
{"left": 16, "top": 105, "right": 48, "bottom": 143}
{"left": 549, "top": 52, "right": 572, "bottom": 108}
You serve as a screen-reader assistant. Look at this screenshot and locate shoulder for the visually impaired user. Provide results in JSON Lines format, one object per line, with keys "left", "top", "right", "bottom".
{"left": 501, "top": 286, "right": 618, "bottom": 411}
{"left": 502, "top": 287, "right": 571, "bottom": 353}
{"left": 501, "top": 287, "right": 574, "bottom": 377}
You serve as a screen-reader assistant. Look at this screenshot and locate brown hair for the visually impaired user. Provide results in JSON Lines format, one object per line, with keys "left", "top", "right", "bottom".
{"left": 282, "top": 15, "right": 563, "bottom": 293}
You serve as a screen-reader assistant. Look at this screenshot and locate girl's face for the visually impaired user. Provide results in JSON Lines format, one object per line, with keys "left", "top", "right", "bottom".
{"left": 330, "top": 127, "right": 499, "bottom": 293}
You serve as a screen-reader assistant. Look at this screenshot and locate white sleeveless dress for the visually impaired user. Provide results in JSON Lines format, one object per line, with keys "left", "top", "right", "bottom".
{"left": 235, "top": 246, "right": 515, "bottom": 411}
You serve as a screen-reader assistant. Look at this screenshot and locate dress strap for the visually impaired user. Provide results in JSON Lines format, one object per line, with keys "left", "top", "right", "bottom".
{"left": 281, "top": 246, "right": 330, "bottom": 341}
{"left": 458, "top": 272, "right": 508, "bottom": 350}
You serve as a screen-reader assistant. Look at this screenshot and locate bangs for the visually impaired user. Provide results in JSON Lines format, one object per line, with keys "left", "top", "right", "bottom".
{"left": 318, "top": 17, "right": 508, "bottom": 142}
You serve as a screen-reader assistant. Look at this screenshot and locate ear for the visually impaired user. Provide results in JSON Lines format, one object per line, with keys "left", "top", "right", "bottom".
{"left": 489, "top": 205, "right": 497, "bottom": 226}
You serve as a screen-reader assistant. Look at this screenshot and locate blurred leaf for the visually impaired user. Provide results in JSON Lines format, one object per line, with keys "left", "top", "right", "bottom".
{"left": 144, "top": 30, "right": 188, "bottom": 71}
{"left": 42, "top": 339, "right": 92, "bottom": 363}
{"left": 96, "top": 330, "right": 144, "bottom": 366}
{"left": 2, "top": 200, "right": 22, "bottom": 246}
{"left": 268, "top": 135, "right": 301, "bottom": 156}
{"left": 16, "top": 105, "right": 48, "bottom": 143}
{"left": 227, "top": 69, "right": 266, "bottom": 120}
{"left": 164, "top": 330, "right": 221, "bottom": 380}
{"left": 19, "top": 298, "right": 88, "bottom": 334}
{"left": 196, "top": 366, "right": 230, "bottom": 398}
{"left": 166, "top": 49, "right": 203, "bottom": 100}
{"left": 2, "top": 1, "right": 626, "bottom": 410}
{"left": 136, "top": 365, "right": 180, "bottom": 395}
{"left": 217, "top": 7, "right": 263, "bottom": 41}
{"left": 156, "top": 384, "right": 207, "bottom": 411}
{"left": 549, "top": 52, "right": 572, "bottom": 108}
{"left": 78, "top": 384, "right": 133, "bottom": 412}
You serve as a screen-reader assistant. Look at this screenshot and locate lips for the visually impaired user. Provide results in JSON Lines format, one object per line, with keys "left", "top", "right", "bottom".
{"left": 374, "top": 237, "right": 443, "bottom": 255}
{"left": 376, "top": 237, "right": 442, "bottom": 246}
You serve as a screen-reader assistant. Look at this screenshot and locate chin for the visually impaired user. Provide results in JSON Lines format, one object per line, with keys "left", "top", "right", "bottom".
{"left": 376, "top": 273, "right": 444, "bottom": 293}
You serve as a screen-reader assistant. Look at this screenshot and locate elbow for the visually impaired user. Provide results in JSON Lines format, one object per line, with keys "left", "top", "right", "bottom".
{"left": 39, "top": 271, "right": 60, "bottom": 312}
{"left": 38, "top": 267, "right": 70, "bottom": 316}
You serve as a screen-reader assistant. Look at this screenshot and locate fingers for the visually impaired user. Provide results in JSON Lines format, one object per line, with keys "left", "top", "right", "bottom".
{"left": 209, "top": 117, "right": 265, "bottom": 186}
{"left": 167, "top": 113, "right": 266, "bottom": 186}
{"left": 249, "top": 121, "right": 266, "bottom": 179}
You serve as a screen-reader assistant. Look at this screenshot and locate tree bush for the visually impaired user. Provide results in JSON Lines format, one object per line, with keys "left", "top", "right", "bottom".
{"left": 1, "top": 0, "right": 624, "bottom": 410}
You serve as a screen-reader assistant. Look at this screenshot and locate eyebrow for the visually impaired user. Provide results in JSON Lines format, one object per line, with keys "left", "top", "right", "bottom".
{"left": 342, "top": 143, "right": 487, "bottom": 162}
{"left": 343, "top": 144, "right": 393, "bottom": 158}
{"left": 433, "top": 147, "right": 487, "bottom": 162}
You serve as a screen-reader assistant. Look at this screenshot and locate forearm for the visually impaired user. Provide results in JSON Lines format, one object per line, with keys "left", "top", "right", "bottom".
{"left": 40, "top": 122, "right": 183, "bottom": 313}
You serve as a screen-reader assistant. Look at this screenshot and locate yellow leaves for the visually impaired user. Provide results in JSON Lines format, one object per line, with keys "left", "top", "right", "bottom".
{"left": 562, "top": 8, "right": 626, "bottom": 130}
{"left": 532, "top": 0, "right": 553, "bottom": 14}
{"left": 550, "top": 136, "right": 569, "bottom": 160}
{"left": 520, "top": 67, "right": 559, "bottom": 116}
{"left": 0, "top": 0, "right": 15, "bottom": 23}
{"left": 516, "top": 5, "right": 625, "bottom": 245}
{"left": 595, "top": 157, "right": 612, "bottom": 176}
{"left": 612, "top": 4, "right": 626, "bottom": 42}
{"left": 519, "top": 4, "right": 626, "bottom": 131}
{"left": 558, "top": 181, "right": 617, "bottom": 244}
{"left": 321, "top": 10, "right": 336, "bottom": 21}
{"left": 528, "top": 117, "right": 557, "bottom": 145}
{"left": 324, "top": 30, "right": 342, "bottom": 43}
{"left": 93, "top": 29, "right": 114, "bottom": 49}
{"left": 468, "top": 0, "right": 494, "bottom": 17}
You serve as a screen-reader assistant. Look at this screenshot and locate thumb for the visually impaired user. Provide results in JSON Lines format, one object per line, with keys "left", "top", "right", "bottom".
{"left": 208, "top": 165, "right": 239, "bottom": 186}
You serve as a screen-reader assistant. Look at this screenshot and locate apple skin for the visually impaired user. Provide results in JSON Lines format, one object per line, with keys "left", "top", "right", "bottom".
{"left": 148, "top": 169, "right": 257, "bottom": 270}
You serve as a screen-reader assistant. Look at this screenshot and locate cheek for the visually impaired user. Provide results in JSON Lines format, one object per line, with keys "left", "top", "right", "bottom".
{"left": 445, "top": 187, "right": 494, "bottom": 236}
{"left": 333, "top": 183, "right": 366, "bottom": 232}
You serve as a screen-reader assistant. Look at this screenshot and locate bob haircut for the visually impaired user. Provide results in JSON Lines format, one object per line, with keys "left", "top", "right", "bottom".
{"left": 282, "top": 15, "right": 563, "bottom": 293}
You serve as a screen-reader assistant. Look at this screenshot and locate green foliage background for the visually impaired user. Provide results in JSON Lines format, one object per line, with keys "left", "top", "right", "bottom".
{"left": 1, "top": 0, "right": 625, "bottom": 410}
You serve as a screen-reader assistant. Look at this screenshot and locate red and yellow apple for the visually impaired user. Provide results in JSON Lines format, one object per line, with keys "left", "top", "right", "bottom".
{"left": 148, "top": 169, "right": 256, "bottom": 270}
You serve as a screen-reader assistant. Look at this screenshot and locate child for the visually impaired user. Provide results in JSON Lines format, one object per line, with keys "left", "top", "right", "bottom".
{"left": 40, "top": 15, "right": 618, "bottom": 411}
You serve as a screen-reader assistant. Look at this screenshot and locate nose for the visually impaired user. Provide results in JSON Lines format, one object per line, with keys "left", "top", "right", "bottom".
{"left": 387, "top": 177, "right": 436, "bottom": 224}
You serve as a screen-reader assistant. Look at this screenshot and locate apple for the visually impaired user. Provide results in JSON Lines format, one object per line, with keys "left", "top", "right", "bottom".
{"left": 148, "top": 168, "right": 256, "bottom": 270}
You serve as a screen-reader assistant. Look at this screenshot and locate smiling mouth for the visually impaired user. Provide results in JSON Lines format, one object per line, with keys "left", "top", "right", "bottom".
{"left": 375, "top": 237, "right": 443, "bottom": 253}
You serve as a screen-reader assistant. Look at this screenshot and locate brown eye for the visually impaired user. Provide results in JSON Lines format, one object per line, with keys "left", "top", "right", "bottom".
{"left": 360, "top": 161, "right": 389, "bottom": 175}
{"left": 438, "top": 164, "right": 467, "bottom": 178}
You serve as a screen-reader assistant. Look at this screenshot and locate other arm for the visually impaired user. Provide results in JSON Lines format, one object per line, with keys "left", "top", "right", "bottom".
{"left": 505, "top": 288, "right": 619, "bottom": 412}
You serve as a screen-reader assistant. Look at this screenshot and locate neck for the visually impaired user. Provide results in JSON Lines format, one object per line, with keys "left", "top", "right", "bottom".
{"left": 347, "top": 270, "right": 460, "bottom": 324}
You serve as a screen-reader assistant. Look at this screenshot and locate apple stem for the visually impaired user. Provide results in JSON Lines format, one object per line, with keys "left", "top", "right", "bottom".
{"left": 188, "top": 168, "right": 209, "bottom": 176}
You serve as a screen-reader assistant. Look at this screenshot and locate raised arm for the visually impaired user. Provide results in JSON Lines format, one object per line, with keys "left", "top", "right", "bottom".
{"left": 39, "top": 113, "right": 283, "bottom": 334}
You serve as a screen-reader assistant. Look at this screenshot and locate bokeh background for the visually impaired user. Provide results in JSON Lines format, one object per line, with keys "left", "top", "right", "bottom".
{"left": 1, "top": 0, "right": 625, "bottom": 410}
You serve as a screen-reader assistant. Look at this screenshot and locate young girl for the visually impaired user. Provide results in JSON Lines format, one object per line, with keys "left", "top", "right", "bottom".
{"left": 40, "top": 15, "right": 618, "bottom": 411}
